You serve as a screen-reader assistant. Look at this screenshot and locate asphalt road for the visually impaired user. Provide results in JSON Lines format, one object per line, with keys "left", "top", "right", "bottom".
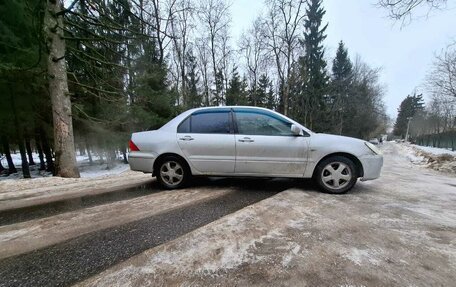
{"left": 0, "top": 178, "right": 298, "bottom": 287}
{"left": 0, "top": 184, "right": 156, "bottom": 226}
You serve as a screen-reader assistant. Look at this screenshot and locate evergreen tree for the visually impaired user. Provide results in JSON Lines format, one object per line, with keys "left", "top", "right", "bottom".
{"left": 393, "top": 93, "right": 425, "bottom": 137}
{"left": 300, "top": 0, "right": 329, "bottom": 131}
{"left": 185, "top": 50, "right": 202, "bottom": 109}
{"left": 255, "top": 74, "right": 271, "bottom": 107}
{"left": 226, "top": 68, "right": 248, "bottom": 106}
{"left": 0, "top": 0, "right": 47, "bottom": 177}
{"left": 330, "top": 41, "right": 353, "bottom": 134}
{"left": 266, "top": 80, "right": 277, "bottom": 110}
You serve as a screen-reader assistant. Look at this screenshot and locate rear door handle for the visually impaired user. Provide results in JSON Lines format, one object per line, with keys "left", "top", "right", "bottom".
{"left": 179, "top": 136, "right": 194, "bottom": 141}
{"left": 238, "top": 137, "right": 254, "bottom": 143}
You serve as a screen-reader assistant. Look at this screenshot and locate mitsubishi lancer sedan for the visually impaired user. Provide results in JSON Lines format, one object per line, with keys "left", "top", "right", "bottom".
{"left": 128, "top": 106, "right": 383, "bottom": 194}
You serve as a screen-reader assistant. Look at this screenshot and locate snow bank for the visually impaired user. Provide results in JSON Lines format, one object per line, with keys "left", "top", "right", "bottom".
{"left": 411, "top": 144, "right": 456, "bottom": 156}
{"left": 398, "top": 143, "right": 456, "bottom": 174}
{"left": 0, "top": 152, "right": 131, "bottom": 181}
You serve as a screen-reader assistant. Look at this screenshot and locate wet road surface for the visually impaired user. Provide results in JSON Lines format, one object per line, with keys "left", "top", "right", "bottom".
{"left": 0, "top": 178, "right": 305, "bottom": 287}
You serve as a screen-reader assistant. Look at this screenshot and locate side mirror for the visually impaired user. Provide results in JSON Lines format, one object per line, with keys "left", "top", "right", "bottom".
{"left": 291, "top": 124, "right": 302, "bottom": 136}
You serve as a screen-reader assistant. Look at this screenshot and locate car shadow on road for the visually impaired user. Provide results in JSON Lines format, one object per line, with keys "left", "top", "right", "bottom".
{"left": 186, "top": 177, "right": 319, "bottom": 193}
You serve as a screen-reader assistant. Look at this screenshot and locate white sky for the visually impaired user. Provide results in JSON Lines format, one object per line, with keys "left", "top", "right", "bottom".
{"left": 230, "top": 0, "right": 456, "bottom": 118}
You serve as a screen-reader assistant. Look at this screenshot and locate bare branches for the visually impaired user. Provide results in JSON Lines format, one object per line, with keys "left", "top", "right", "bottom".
{"left": 378, "top": 0, "right": 448, "bottom": 22}
{"left": 197, "top": 0, "right": 232, "bottom": 105}
{"left": 426, "top": 45, "right": 456, "bottom": 98}
{"left": 263, "top": 0, "right": 306, "bottom": 115}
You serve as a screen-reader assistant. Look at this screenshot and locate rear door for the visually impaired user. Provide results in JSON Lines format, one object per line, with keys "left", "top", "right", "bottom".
{"left": 177, "top": 109, "right": 235, "bottom": 174}
{"left": 233, "top": 108, "right": 309, "bottom": 176}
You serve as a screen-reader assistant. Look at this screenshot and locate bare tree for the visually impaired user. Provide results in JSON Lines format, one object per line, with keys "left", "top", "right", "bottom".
{"left": 197, "top": 0, "right": 231, "bottom": 105}
{"left": 264, "top": 0, "right": 306, "bottom": 115}
{"left": 239, "top": 17, "right": 269, "bottom": 105}
{"left": 426, "top": 45, "right": 456, "bottom": 99}
{"left": 150, "top": 0, "right": 178, "bottom": 64}
{"left": 219, "top": 25, "right": 233, "bottom": 103}
{"left": 170, "top": 0, "right": 195, "bottom": 107}
{"left": 424, "top": 45, "right": 456, "bottom": 134}
{"left": 378, "top": 0, "right": 449, "bottom": 21}
{"left": 196, "top": 37, "right": 211, "bottom": 106}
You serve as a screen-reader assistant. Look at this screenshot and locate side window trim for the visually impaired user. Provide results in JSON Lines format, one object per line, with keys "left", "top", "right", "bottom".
{"left": 231, "top": 109, "right": 239, "bottom": 134}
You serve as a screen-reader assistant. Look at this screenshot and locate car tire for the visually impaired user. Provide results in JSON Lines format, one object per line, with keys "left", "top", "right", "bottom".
{"left": 314, "top": 156, "right": 358, "bottom": 194}
{"left": 156, "top": 156, "right": 189, "bottom": 189}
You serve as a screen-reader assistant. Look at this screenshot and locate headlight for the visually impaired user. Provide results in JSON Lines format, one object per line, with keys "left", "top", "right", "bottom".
{"left": 365, "top": 142, "right": 382, "bottom": 155}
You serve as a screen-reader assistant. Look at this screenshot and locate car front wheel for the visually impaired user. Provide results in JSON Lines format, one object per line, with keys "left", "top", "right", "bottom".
{"left": 156, "top": 156, "right": 189, "bottom": 189}
{"left": 314, "top": 156, "right": 358, "bottom": 194}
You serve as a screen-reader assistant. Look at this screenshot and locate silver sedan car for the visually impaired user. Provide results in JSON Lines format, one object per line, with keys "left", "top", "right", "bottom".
{"left": 128, "top": 106, "right": 383, "bottom": 194}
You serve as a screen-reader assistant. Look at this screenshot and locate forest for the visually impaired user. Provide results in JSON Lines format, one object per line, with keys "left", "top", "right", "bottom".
{"left": 1, "top": 0, "right": 416, "bottom": 179}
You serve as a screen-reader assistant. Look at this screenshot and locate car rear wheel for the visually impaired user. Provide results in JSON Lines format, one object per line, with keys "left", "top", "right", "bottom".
{"left": 314, "top": 156, "right": 358, "bottom": 194}
{"left": 156, "top": 156, "right": 189, "bottom": 189}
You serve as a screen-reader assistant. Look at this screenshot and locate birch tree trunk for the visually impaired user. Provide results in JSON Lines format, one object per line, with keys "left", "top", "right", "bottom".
{"left": 44, "top": 0, "right": 80, "bottom": 178}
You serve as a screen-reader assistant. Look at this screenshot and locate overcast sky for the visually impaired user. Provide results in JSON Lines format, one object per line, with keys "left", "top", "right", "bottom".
{"left": 230, "top": 0, "right": 456, "bottom": 118}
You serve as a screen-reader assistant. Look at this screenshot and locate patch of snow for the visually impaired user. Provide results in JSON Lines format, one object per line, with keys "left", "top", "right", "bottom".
{"left": 79, "top": 163, "right": 130, "bottom": 178}
{"left": 343, "top": 247, "right": 380, "bottom": 266}
{"left": 412, "top": 145, "right": 456, "bottom": 156}
{"left": 396, "top": 143, "right": 456, "bottom": 174}
{"left": 1, "top": 152, "right": 130, "bottom": 181}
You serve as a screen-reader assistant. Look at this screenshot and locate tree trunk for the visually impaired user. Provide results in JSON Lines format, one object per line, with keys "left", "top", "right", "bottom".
{"left": 121, "top": 146, "right": 128, "bottom": 164}
{"left": 1, "top": 136, "right": 17, "bottom": 174}
{"left": 0, "top": 159, "right": 4, "bottom": 173}
{"left": 85, "top": 141, "right": 93, "bottom": 165}
{"left": 41, "top": 130, "right": 55, "bottom": 174}
{"left": 25, "top": 138, "right": 36, "bottom": 165}
{"left": 35, "top": 134, "right": 46, "bottom": 170}
{"left": 79, "top": 145, "right": 86, "bottom": 156}
{"left": 18, "top": 140, "right": 31, "bottom": 178}
{"left": 45, "top": 0, "right": 80, "bottom": 178}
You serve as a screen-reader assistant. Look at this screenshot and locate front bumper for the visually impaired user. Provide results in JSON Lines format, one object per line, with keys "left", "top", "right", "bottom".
{"left": 128, "top": 152, "right": 157, "bottom": 173}
{"left": 359, "top": 154, "right": 383, "bottom": 181}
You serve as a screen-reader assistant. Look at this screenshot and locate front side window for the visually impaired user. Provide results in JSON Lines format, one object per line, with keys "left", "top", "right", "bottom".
{"left": 235, "top": 111, "right": 293, "bottom": 136}
{"left": 187, "top": 111, "right": 231, "bottom": 134}
{"left": 235, "top": 110, "right": 293, "bottom": 136}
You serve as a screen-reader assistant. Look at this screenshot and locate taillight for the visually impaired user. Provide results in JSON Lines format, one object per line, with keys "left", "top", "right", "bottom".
{"left": 129, "top": 140, "right": 140, "bottom": 152}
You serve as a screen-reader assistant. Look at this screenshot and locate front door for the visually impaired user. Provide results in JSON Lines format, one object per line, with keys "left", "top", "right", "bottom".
{"left": 233, "top": 108, "right": 309, "bottom": 176}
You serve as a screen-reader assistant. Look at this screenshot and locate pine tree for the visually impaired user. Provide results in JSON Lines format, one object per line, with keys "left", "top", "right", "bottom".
{"left": 185, "top": 50, "right": 202, "bottom": 109}
{"left": 330, "top": 41, "right": 353, "bottom": 134}
{"left": 255, "top": 74, "right": 271, "bottom": 107}
{"left": 300, "top": 0, "right": 329, "bottom": 131}
{"left": 393, "top": 93, "right": 425, "bottom": 137}
{"left": 226, "top": 68, "right": 248, "bottom": 106}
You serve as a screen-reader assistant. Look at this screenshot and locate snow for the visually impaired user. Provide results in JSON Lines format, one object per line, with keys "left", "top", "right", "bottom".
{"left": 411, "top": 144, "right": 456, "bottom": 156}
{"left": 0, "top": 152, "right": 131, "bottom": 181}
{"left": 396, "top": 143, "right": 456, "bottom": 174}
{"left": 77, "top": 142, "right": 456, "bottom": 287}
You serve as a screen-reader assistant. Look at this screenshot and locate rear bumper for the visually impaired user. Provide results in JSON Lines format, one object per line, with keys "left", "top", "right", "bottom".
{"left": 359, "top": 154, "right": 383, "bottom": 181}
{"left": 128, "top": 152, "right": 157, "bottom": 173}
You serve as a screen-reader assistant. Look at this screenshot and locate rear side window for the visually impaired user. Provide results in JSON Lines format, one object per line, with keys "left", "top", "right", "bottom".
{"left": 177, "top": 117, "right": 190, "bottom": 133}
{"left": 178, "top": 111, "right": 231, "bottom": 134}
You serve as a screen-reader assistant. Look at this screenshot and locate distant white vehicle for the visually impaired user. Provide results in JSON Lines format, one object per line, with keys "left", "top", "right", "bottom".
{"left": 369, "top": 138, "right": 380, "bottom": 145}
{"left": 128, "top": 107, "right": 383, "bottom": 194}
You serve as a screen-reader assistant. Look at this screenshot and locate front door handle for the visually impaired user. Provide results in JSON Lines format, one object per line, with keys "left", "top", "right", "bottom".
{"left": 179, "top": 136, "right": 194, "bottom": 141}
{"left": 238, "top": 137, "right": 254, "bottom": 143}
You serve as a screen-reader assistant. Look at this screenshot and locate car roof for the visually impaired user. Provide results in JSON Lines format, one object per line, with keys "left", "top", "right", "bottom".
{"left": 160, "top": 106, "right": 314, "bottom": 134}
